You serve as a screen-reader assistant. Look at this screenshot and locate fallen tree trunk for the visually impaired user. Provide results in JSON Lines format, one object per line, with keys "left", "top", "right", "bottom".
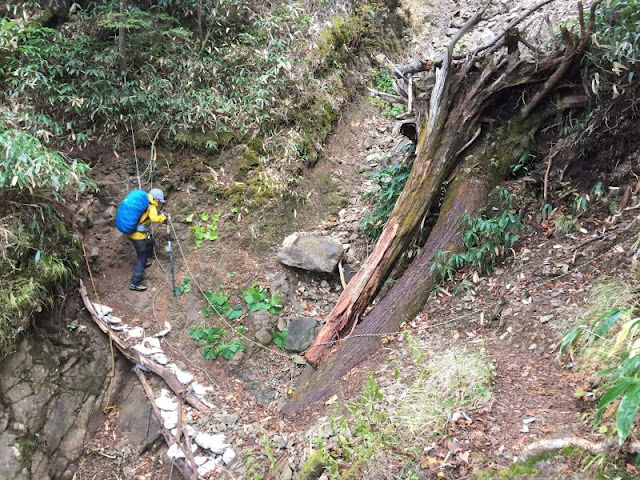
{"left": 304, "top": 0, "right": 600, "bottom": 367}
{"left": 284, "top": 101, "right": 568, "bottom": 413}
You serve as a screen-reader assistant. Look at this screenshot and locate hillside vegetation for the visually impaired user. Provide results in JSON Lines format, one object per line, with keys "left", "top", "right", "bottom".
{"left": 0, "top": 0, "right": 402, "bottom": 358}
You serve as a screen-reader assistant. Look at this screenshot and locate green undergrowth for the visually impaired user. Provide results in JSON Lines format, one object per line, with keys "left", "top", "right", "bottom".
{"left": 190, "top": 282, "right": 283, "bottom": 361}
{"left": 1, "top": 0, "right": 402, "bottom": 159}
{"left": 429, "top": 187, "right": 522, "bottom": 295}
{"left": 0, "top": 124, "right": 93, "bottom": 359}
{"left": 301, "top": 341, "right": 494, "bottom": 478}
{"left": 560, "top": 279, "right": 640, "bottom": 448}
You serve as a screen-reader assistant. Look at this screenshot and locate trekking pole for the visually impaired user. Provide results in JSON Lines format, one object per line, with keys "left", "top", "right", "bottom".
{"left": 166, "top": 215, "right": 176, "bottom": 296}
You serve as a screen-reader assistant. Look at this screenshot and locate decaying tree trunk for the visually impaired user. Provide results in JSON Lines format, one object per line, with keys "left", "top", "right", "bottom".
{"left": 289, "top": 1, "right": 600, "bottom": 410}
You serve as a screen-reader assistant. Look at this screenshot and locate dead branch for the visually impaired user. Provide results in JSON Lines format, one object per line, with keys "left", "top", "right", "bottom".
{"left": 79, "top": 280, "right": 209, "bottom": 412}
{"left": 396, "top": 59, "right": 438, "bottom": 77}
{"left": 519, "top": 1, "right": 600, "bottom": 120}
{"left": 366, "top": 87, "right": 406, "bottom": 104}
{"left": 135, "top": 368, "right": 201, "bottom": 480}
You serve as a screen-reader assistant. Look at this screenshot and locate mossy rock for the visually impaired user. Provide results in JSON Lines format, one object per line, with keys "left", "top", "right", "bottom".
{"left": 299, "top": 450, "right": 327, "bottom": 480}
{"left": 172, "top": 129, "right": 236, "bottom": 154}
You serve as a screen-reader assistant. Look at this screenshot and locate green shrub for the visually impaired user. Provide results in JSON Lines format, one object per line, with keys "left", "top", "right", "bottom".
{"left": 560, "top": 281, "right": 640, "bottom": 445}
{"left": 430, "top": 187, "right": 522, "bottom": 284}
{"left": 0, "top": 124, "right": 93, "bottom": 359}
{"left": 361, "top": 153, "right": 415, "bottom": 239}
{"left": 588, "top": 0, "right": 640, "bottom": 96}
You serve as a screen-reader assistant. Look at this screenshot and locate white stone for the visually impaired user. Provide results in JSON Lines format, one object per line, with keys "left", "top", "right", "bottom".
{"left": 104, "top": 314, "right": 121, "bottom": 324}
{"left": 153, "top": 353, "right": 169, "bottom": 365}
{"left": 133, "top": 337, "right": 163, "bottom": 355}
{"left": 222, "top": 448, "right": 237, "bottom": 465}
{"left": 194, "top": 432, "right": 230, "bottom": 454}
{"left": 127, "top": 326, "right": 144, "bottom": 339}
{"left": 168, "top": 363, "right": 194, "bottom": 384}
{"left": 194, "top": 456, "right": 209, "bottom": 466}
{"left": 197, "top": 458, "right": 221, "bottom": 476}
{"left": 92, "top": 303, "right": 113, "bottom": 317}
{"left": 167, "top": 442, "right": 197, "bottom": 460}
{"left": 161, "top": 410, "right": 179, "bottom": 430}
{"left": 155, "top": 389, "right": 179, "bottom": 411}
{"left": 153, "top": 321, "right": 172, "bottom": 338}
{"left": 167, "top": 443, "right": 185, "bottom": 459}
{"left": 191, "top": 382, "right": 213, "bottom": 397}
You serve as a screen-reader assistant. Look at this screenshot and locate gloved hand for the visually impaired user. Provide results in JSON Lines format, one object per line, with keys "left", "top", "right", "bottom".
{"left": 163, "top": 212, "right": 170, "bottom": 224}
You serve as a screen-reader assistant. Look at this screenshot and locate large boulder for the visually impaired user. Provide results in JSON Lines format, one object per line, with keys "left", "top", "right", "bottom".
{"left": 277, "top": 233, "right": 342, "bottom": 273}
{"left": 285, "top": 318, "right": 317, "bottom": 353}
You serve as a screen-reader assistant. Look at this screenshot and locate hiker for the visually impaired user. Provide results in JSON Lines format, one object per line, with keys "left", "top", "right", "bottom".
{"left": 117, "top": 188, "right": 169, "bottom": 291}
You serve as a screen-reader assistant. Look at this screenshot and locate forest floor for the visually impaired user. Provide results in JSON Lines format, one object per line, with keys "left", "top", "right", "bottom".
{"left": 72, "top": 0, "right": 640, "bottom": 479}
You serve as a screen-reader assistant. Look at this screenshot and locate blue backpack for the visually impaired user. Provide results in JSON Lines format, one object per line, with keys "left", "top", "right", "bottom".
{"left": 115, "top": 190, "right": 149, "bottom": 234}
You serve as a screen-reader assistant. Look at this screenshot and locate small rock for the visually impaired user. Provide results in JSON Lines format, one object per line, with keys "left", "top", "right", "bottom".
{"left": 222, "top": 448, "right": 237, "bottom": 465}
{"left": 277, "top": 317, "right": 287, "bottom": 332}
{"left": 194, "top": 432, "right": 230, "bottom": 454}
{"left": 103, "top": 205, "right": 117, "bottom": 220}
{"left": 255, "top": 328, "right": 273, "bottom": 346}
{"left": 285, "top": 318, "right": 317, "bottom": 353}
{"left": 320, "top": 280, "right": 330, "bottom": 289}
{"left": 279, "top": 464, "right": 293, "bottom": 480}
{"left": 248, "top": 310, "right": 278, "bottom": 332}
{"left": 221, "top": 414, "right": 238, "bottom": 426}
{"left": 539, "top": 314, "right": 553, "bottom": 324}
{"left": 363, "top": 137, "right": 376, "bottom": 149}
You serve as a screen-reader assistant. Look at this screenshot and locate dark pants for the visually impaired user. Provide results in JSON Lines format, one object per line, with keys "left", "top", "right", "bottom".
{"left": 130, "top": 236, "right": 155, "bottom": 286}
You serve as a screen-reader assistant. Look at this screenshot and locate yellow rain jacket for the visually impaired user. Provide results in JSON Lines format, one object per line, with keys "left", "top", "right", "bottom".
{"left": 126, "top": 194, "right": 167, "bottom": 240}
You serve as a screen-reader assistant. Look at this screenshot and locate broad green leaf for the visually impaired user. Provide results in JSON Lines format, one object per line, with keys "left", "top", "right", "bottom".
{"left": 617, "top": 382, "right": 640, "bottom": 443}
{"left": 593, "top": 309, "right": 627, "bottom": 336}
{"left": 609, "top": 355, "right": 640, "bottom": 382}
{"left": 560, "top": 327, "right": 583, "bottom": 353}
{"left": 273, "top": 328, "right": 288, "bottom": 349}
{"left": 226, "top": 305, "right": 243, "bottom": 321}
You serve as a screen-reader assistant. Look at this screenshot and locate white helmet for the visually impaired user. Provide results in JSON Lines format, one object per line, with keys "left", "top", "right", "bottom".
{"left": 149, "top": 188, "right": 165, "bottom": 203}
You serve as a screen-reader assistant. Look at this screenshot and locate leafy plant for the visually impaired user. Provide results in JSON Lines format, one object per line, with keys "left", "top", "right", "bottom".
{"left": 242, "top": 283, "right": 283, "bottom": 314}
{"left": 429, "top": 187, "right": 522, "bottom": 283}
{"left": 188, "top": 212, "right": 221, "bottom": 247}
{"left": 202, "top": 288, "right": 244, "bottom": 320}
{"left": 272, "top": 328, "right": 289, "bottom": 349}
{"left": 174, "top": 277, "right": 191, "bottom": 296}
{"left": 0, "top": 124, "right": 92, "bottom": 359}
{"left": 588, "top": 0, "right": 640, "bottom": 97}
{"left": 190, "top": 326, "right": 247, "bottom": 360}
{"left": 362, "top": 153, "right": 415, "bottom": 239}
{"left": 0, "top": 126, "right": 94, "bottom": 197}
{"left": 560, "top": 281, "right": 640, "bottom": 444}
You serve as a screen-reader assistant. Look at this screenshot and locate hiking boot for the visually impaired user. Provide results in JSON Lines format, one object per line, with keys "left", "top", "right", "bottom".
{"left": 129, "top": 283, "right": 147, "bottom": 291}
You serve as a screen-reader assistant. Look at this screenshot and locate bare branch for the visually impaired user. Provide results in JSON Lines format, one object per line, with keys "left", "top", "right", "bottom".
{"left": 366, "top": 87, "right": 406, "bottom": 104}
{"left": 453, "top": 0, "right": 558, "bottom": 60}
